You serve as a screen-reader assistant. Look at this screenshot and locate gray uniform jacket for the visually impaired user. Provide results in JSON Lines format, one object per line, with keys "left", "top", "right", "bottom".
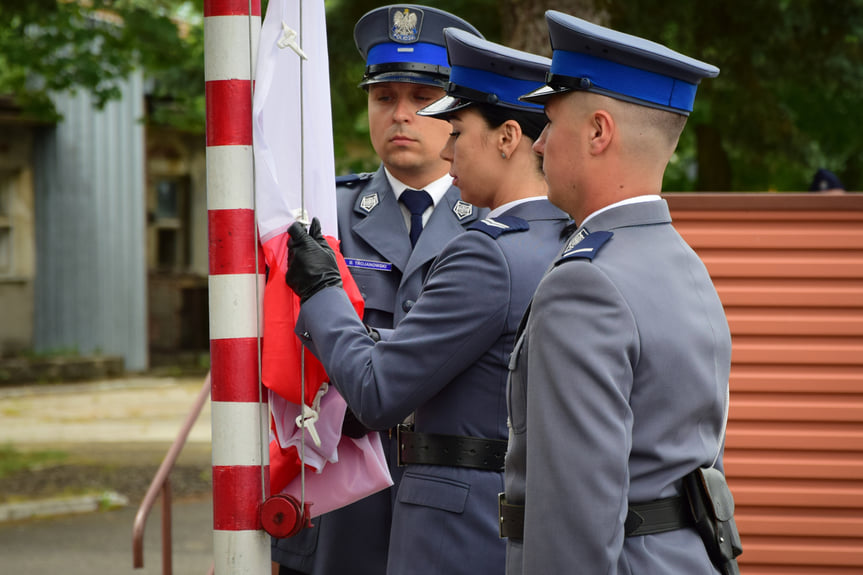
{"left": 338, "top": 164, "right": 486, "bottom": 328}
{"left": 296, "top": 199, "right": 570, "bottom": 575}
{"left": 505, "top": 199, "right": 732, "bottom": 575}
{"left": 272, "top": 164, "right": 483, "bottom": 574}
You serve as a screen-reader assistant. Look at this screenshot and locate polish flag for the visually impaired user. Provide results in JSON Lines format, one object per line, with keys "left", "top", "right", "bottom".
{"left": 252, "top": 0, "right": 391, "bottom": 519}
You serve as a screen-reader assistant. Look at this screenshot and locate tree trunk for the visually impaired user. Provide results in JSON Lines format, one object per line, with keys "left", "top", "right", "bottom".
{"left": 498, "top": 0, "right": 608, "bottom": 55}
{"left": 839, "top": 145, "right": 861, "bottom": 192}
{"left": 695, "top": 124, "right": 732, "bottom": 191}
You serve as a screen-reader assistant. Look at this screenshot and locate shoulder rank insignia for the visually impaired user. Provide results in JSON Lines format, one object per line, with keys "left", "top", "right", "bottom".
{"left": 557, "top": 229, "right": 613, "bottom": 263}
{"left": 470, "top": 216, "right": 530, "bottom": 238}
{"left": 452, "top": 200, "right": 475, "bottom": 220}
{"left": 358, "top": 192, "right": 379, "bottom": 213}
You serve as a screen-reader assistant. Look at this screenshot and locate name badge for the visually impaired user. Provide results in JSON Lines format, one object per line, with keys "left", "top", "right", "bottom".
{"left": 345, "top": 258, "right": 392, "bottom": 272}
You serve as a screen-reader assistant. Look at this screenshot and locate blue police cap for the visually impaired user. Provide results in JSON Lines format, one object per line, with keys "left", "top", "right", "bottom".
{"left": 417, "top": 28, "right": 551, "bottom": 118}
{"left": 808, "top": 168, "right": 845, "bottom": 192}
{"left": 354, "top": 5, "right": 483, "bottom": 89}
{"left": 521, "top": 11, "right": 719, "bottom": 116}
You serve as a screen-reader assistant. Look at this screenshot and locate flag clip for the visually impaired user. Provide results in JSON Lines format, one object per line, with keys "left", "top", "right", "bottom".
{"left": 278, "top": 22, "right": 309, "bottom": 60}
{"left": 291, "top": 207, "right": 310, "bottom": 227}
{"left": 295, "top": 404, "right": 321, "bottom": 447}
{"left": 295, "top": 382, "right": 328, "bottom": 448}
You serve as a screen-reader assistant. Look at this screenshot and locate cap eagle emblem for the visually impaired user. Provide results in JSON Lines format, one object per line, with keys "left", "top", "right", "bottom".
{"left": 392, "top": 9, "right": 419, "bottom": 42}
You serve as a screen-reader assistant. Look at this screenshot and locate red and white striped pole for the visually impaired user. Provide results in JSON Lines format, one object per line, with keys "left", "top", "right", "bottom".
{"left": 204, "top": 0, "right": 270, "bottom": 573}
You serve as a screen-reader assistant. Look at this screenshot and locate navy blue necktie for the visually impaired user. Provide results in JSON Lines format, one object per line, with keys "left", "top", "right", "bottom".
{"left": 400, "top": 189, "right": 433, "bottom": 247}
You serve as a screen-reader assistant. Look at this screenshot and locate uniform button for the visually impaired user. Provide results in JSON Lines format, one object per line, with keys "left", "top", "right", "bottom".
{"left": 402, "top": 300, "right": 415, "bottom": 312}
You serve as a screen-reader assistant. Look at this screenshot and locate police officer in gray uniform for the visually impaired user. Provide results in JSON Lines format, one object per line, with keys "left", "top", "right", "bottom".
{"left": 282, "top": 30, "right": 570, "bottom": 575}
{"left": 499, "top": 11, "right": 741, "bottom": 575}
{"left": 271, "top": 5, "right": 484, "bottom": 575}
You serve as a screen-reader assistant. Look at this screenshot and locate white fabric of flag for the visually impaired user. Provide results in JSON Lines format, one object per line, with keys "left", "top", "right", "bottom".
{"left": 252, "top": 0, "right": 392, "bottom": 516}
{"left": 253, "top": 0, "right": 338, "bottom": 243}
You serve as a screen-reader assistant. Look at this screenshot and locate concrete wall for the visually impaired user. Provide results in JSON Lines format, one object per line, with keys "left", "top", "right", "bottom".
{"left": 0, "top": 126, "right": 36, "bottom": 355}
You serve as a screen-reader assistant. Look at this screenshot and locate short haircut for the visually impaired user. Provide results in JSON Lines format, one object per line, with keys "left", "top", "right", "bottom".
{"left": 632, "top": 103, "right": 688, "bottom": 150}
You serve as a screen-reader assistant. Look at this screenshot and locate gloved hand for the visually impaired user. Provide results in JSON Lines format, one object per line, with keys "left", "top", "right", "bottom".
{"left": 285, "top": 217, "right": 342, "bottom": 303}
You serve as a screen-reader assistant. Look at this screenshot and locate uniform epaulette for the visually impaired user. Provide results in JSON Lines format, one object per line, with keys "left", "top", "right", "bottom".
{"left": 469, "top": 216, "right": 530, "bottom": 239}
{"left": 556, "top": 230, "right": 613, "bottom": 263}
{"left": 336, "top": 172, "right": 373, "bottom": 187}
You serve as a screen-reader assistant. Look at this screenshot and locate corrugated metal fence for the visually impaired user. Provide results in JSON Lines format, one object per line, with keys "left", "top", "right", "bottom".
{"left": 32, "top": 73, "right": 147, "bottom": 371}
{"left": 669, "top": 193, "right": 863, "bottom": 575}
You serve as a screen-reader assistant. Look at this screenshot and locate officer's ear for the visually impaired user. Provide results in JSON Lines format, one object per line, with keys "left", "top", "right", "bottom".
{"left": 498, "top": 119, "right": 523, "bottom": 159}
{"left": 588, "top": 109, "right": 615, "bottom": 156}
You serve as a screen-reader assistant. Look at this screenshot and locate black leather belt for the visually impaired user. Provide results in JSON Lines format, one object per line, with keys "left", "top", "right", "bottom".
{"left": 624, "top": 495, "right": 694, "bottom": 536}
{"left": 397, "top": 425, "right": 507, "bottom": 472}
{"left": 498, "top": 493, "right": 693, "bottom": 539}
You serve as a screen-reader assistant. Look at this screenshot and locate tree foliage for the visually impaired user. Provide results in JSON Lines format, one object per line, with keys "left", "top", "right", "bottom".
{"left": 2, "top": 0, "right": 861, "bottom": 190}
{"left": 0, "top": 0, "right": 203, "bottom": 128}
{"left": 603, "top": 0, "right": 863, "bottom": 190}
{"left": 326, "top": 0, "right": 863, "bottom": 190}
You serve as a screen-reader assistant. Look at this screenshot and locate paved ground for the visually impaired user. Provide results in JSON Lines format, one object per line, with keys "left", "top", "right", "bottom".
{"left": 0, "top": 375, "right": 219, "bottom": 574}
{"left": 0, "top": 376, "right": 212, "bottom": 448}
{"left": 0, "top": 497, "right": 214, "bottom": 574}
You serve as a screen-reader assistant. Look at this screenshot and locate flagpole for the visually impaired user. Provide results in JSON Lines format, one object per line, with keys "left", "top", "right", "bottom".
{"left": 204, "top": 0, "right": 270, "bottom": 573}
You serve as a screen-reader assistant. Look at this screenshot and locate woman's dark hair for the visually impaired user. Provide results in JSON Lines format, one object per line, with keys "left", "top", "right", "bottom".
{"left": 473, "top": 102, "right": 547, "bottom": 142}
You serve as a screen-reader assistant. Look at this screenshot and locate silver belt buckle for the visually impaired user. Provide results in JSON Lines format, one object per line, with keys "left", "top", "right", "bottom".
{"left": 498, "top": 492, "right": 506, "bottom": 538}
{"left": 395, "top": 423, "right": 410, "bottom": 467}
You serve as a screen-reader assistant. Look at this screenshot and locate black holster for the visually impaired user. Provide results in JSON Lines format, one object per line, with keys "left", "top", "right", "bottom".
{"left": 682, "top": 467, "right": 743, "bottom": 575}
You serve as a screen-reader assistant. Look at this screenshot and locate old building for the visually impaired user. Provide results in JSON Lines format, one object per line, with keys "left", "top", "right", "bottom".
{"left": 0, "top": 75, "right": 208, "bottom": 374}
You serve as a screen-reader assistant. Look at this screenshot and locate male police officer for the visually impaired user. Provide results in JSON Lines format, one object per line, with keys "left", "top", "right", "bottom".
{"left": 271, "top": 5, "right": 484, "bottom": 575}
{"left": 499, "top": 11, "right": 741, "bottom": 575}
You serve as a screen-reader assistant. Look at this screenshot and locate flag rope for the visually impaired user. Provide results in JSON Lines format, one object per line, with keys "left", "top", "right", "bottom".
{"left": 247, "top": 0, "right": 269, "bottom": 510}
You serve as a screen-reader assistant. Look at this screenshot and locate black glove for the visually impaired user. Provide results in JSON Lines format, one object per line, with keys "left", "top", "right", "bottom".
{"left": 285, "top": 217, "right": 342, "bottom": 303}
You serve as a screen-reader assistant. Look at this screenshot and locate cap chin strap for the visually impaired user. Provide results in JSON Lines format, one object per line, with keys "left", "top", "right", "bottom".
{"left": 365, "top": 61, "right": 449, "bottom": 78}
{"left": 445, "top": 82, "right": 499, "bottom": 105}
{"left": 544, "top": 73, "right": 692, "bottom": 116}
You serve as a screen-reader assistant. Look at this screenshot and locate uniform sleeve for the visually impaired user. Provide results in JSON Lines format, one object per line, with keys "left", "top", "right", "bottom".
{"left": 521, "top": 261, "right": 639, "bottom": 573}
{"left": 296, "top": 232, "right": 511, "bottom": 429}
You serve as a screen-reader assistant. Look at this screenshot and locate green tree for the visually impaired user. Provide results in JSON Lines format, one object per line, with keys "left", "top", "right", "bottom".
{"left": 0, "top": 0, "right": 203, "bottom": 128}
{"left": 605, "top": 0, "right": 863, "bottom": 191}
{"left": 326, "top": 0, "right": 863, "bottom": 191}
{"left": 5, "top": 1, "right": 860, "bottom": 190}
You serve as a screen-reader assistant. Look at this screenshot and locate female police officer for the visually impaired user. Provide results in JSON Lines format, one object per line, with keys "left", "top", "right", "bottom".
{"left": 282, "top": 29, "right": 570, "bottom": 575}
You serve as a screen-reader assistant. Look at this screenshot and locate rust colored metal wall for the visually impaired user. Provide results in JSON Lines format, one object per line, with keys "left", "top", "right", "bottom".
{"left": 668, "top": 193, "right": 863, "bottom": 575}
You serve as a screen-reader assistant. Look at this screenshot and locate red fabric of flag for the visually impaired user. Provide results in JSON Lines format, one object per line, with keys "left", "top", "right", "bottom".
{"left": 260, "top": 232, "right": 364, "bottom": 407}
{"left": 269, "top": 420, "right": 303, "bottom": 494}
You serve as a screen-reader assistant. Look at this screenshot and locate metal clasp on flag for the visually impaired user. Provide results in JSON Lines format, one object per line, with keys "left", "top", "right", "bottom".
{"left": 278, "top": 22, "right": 309, "bottom": 59}
{"left": 295, "top": 381, "right": 328, "bottom": 447}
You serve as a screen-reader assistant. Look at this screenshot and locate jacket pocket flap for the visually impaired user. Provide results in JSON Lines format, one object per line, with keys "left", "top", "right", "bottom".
{"left": 398, "top": 472, "right": 469, "bottom": 514}
{"left": 350, "top": 267, "right": 395, "bottom": 313}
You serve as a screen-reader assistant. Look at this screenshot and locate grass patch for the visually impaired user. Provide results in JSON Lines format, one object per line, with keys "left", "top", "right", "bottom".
{"left": 0, "top": 444, "right": 68, "bottom": 478}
